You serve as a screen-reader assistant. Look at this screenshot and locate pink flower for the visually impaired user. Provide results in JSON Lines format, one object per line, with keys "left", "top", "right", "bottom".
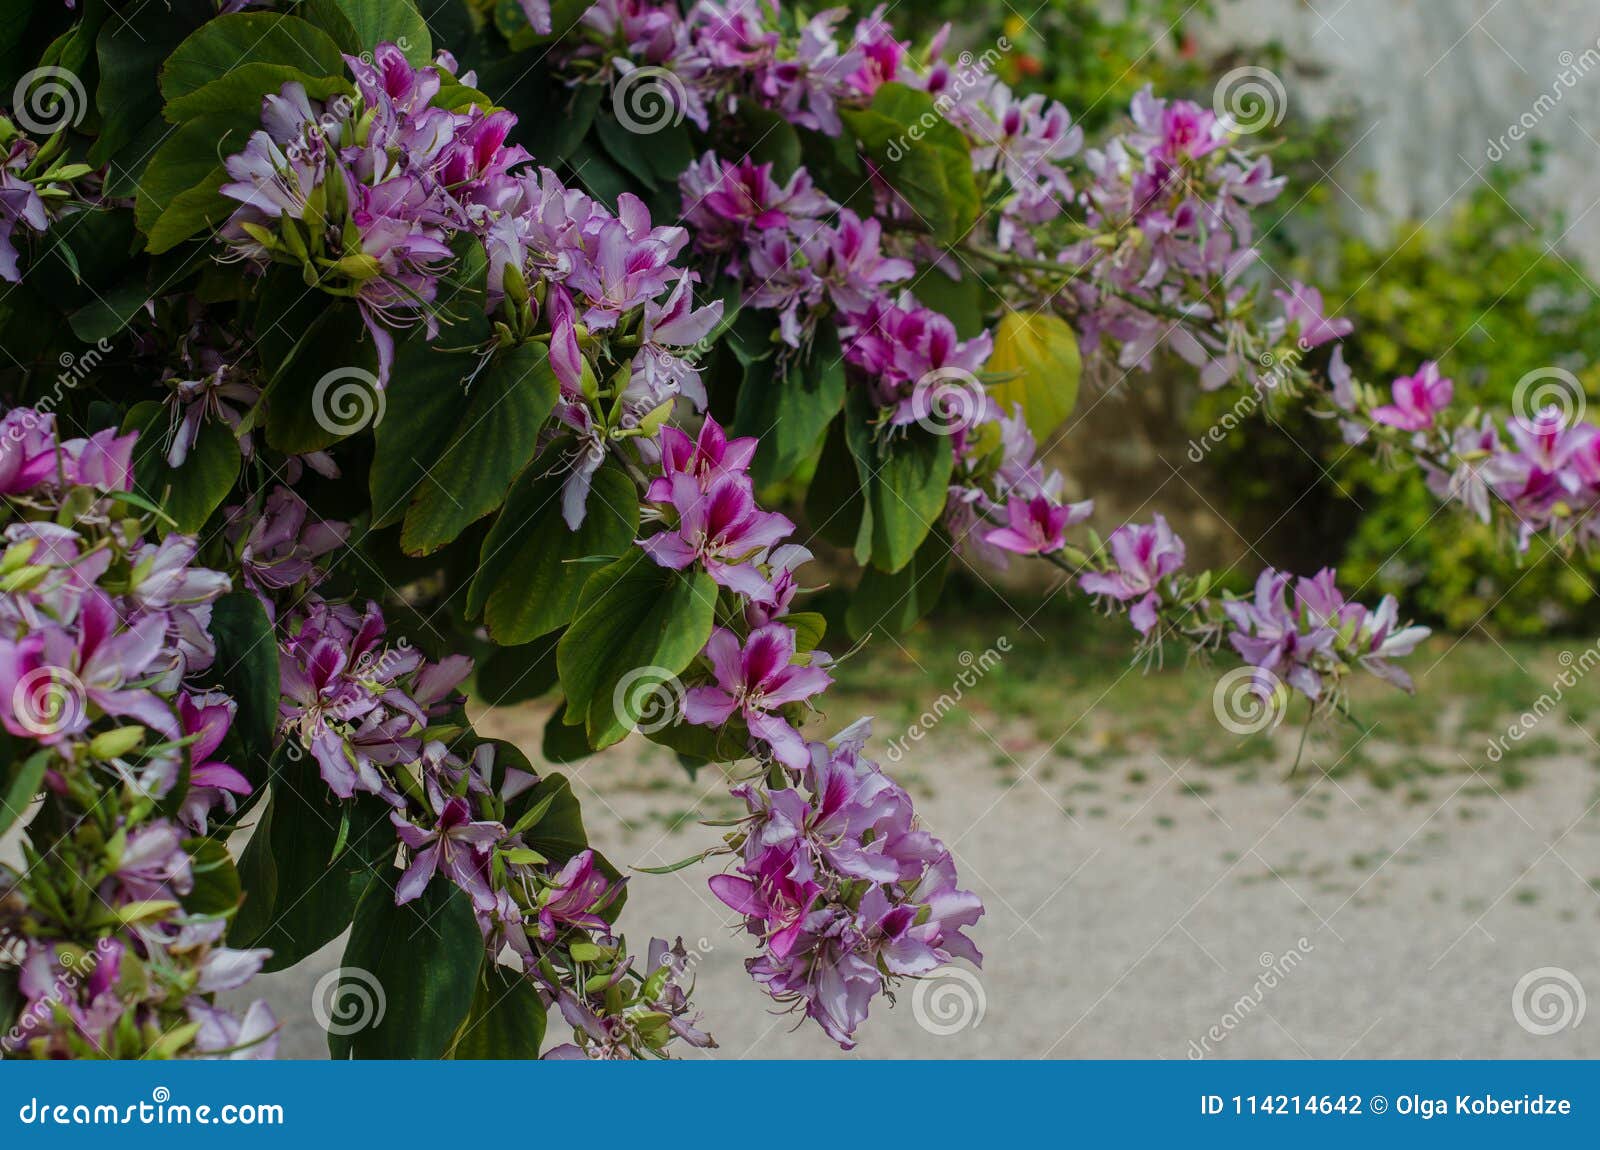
{"left": 984, "top": 495, "right": 1092, "bottom": 555}
{"left": 1274, "top": 281, "right": 1353, "bottom": 349}
{"left": 646, "top": 416, "right": 757, "bottom": 503}
{"left": 638, "top": 473, "right": 794, "bottom": 600}
{"left": 684, "top": 624, "right": 831, "bottom": 768}
{"left": 1372, "top": 362, "right": 1453, "bottom": 431}
{"left": 390, "top": 790, "right": 505, "bottom": 910}
{"left": 1079, "top": 513, "right": 1187, "bottom": 634}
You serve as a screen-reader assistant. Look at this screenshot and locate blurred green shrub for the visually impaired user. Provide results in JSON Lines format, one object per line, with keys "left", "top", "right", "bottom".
{"left": 1197, "top": 163, "right": 1600, "bottom": 635}
{"left": 844, "top": 0, "right": 1216, "bottom": 130}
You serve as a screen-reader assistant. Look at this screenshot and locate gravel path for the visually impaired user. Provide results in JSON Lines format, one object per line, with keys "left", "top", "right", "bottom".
{"left": 237, "top": 708, "right": 1600, "bottom": 1060}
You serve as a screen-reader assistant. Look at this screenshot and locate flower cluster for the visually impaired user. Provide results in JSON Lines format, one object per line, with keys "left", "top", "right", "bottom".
{"left": 635, "top": 416, "right": 985, "bottom": 1046}
{"left": 0, "top": 407, "right": 274, "bottom": 1060}
{"left": 569, "top": 0, "right": 873, "bottom": 137}
{"left": 0, "top": 113, "right": 97, "bottom": 284}
{"left": 1078, "top": 513, "right": 1430, "bottom": 710}
{"left": 218, "top": 46, "right": 520, "bottom": 382}
{"left": 712, "top": 719, "right": 982, "bottom": 1048}
{"left": 480, "top": 166, "right": 723, "bottom": 526}
{"left": 642, "top": 20, "right": 1427, "bottom": 723}
{"left": 254, "top": 502, "right": 712, "bottom": 1060}
{"left": 1326, "top": 353, "right": 1600, "bottom": 553}
{"left": 222, "top": 43, "right": 726, "bottom": 529}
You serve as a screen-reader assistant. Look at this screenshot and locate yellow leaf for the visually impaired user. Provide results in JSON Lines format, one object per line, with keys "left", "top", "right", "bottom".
{"left": 987, "top": 310, "right": 1081, "bottom": 442}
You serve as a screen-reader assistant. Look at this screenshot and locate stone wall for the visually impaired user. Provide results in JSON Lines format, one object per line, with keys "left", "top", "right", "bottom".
{"left": 1205, "top": 0, "right": 1600, "bottom": 265}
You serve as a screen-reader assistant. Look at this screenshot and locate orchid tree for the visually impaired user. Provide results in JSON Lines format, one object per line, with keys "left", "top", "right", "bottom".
{"left": 0, "top": 0, "right": 1458, "bottom": 1060}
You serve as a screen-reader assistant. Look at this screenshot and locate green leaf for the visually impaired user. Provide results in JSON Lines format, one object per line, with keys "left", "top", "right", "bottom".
{"left": 557, "top": 550, "right": 718, "bottom": 749}
{"left": 845, "top": 528, "right": 951, "bottom": 641}
{"left": 307, "top": 0, "right": 432, "bottom": 62}
{"left": 163, "top": 66, "right": 352, "bottom": 124}
{"left": 205, "top": 592, "right": 281, "bottom": 785}
{"left": 785, "top": 610, "right": 827, "bottom": 653}
{"left": 0, "top": 750, "right": 48, "bottom": 839}
{"left": 541, "top": 703, "right": 596, "bottom": 764}
{"left": 230, "top": 748, "right": 395, "bottom": 969}
{"left": 595, "top": 114, "right": 694, "bottom": 191}
{"left": 448, "top": 964, "right": 546, "bottom": 1058}
{"left": 123, "top": 400, "right": 241, "bottom": 534}
{"left": 68, "top": 283, "right": 155, "bottom": 344}
{"left": 841, "top": 83, "right": 980, "bottom": 246}
{"left": 482, "top": 65, "right": 600, "bottom": 165}
{"left": 842, "top": 388, "right": 954, "bottom": 573}
{"left": 397, "top": 342, "right": 560, "bottom": 555}
{"left": 0, "top": 964, "right": 18, "bottom": 1037}
{"left": 643, "top": 713, "right": 752, "bottom": 764}
{"left": 330, "top": 876, "right": 484, "bottom": 1059}
{"left": 910, "top": 265, "right": 989, "bottom": 339}
{"left": 90, "top": 4, "right": 207, "bottom": 167}
{"left": 732, "top": 102, "right": 802, "bottom": 180}
{"left": 474, "top": 634, "right": 561, "bottom": 707}
{"left": 261, "top": 304, "right": 381, "bottom": 456}
{"left": 159, "top": 13, "right": 347, "bottom": 102}
{"left": 469, "top": 462, "right": 639, "bottom": 644}
{"left": 134, "top": 112, "right": 254, "bottom": 253}
{"left": 987, "top": 310, "right": 1082, "bottom": 442}
{"left": 733, "top": 322, "right": 846, "bottom": 488}
{"left": 803, "top": 415, "right": 865, "bottom": 551}
{"left": 370, "top": 343, "right": 476, "bottom": 528}
{"left": 182, "top": 838, "right": 242, "bottom": 918}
